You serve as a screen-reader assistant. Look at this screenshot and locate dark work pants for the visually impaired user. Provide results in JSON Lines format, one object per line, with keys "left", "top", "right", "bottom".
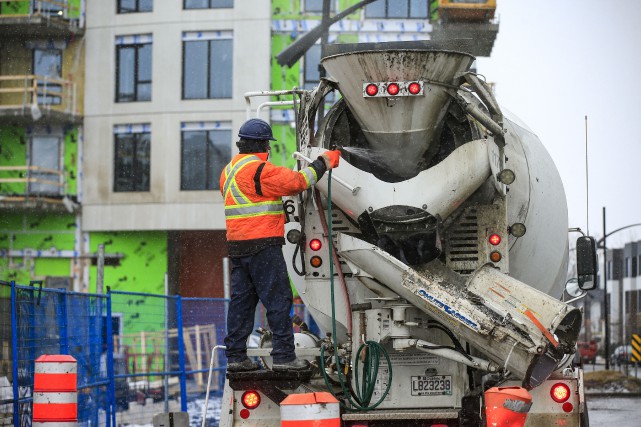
{"left": 224, "top": 245, "right": 295, "bottom": 364}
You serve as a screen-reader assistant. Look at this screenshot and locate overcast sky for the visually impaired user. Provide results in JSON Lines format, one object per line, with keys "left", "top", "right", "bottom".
{"left": 476, "top": 0, "right": 641, "bottom": 248}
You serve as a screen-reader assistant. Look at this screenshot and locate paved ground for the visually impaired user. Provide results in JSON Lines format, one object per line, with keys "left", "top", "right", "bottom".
{"left": 587, "top": 395, "right": 641, "bottom": 426}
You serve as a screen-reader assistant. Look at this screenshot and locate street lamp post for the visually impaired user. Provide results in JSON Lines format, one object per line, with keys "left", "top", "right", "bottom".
{"left": 603, "top": 207, "right": 609, "bottom": 369}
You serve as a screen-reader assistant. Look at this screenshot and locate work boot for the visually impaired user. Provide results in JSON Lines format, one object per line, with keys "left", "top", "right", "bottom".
{"left": 272, "top": 357, "right": 311, "bottom": 372}
{"left": 227, "top": 358, "right": 260, "bottom": 372}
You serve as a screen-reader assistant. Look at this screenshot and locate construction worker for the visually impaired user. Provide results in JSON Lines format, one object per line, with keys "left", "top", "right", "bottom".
{"left": 221, "top": 118, "right": 340, "bottom": 372}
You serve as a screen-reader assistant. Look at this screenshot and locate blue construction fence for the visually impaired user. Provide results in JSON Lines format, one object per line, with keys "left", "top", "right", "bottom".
{"left": 0, "top": 280, "right": 314, "bottom": 427}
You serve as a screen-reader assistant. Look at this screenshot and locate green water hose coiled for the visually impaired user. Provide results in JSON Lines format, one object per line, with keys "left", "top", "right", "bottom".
{"left": 318, "top": 168, "right": 393, "bottom": 411}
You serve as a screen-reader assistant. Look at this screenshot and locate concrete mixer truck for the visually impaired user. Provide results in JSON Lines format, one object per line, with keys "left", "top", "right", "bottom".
{"left": 217, "top": 41, "right": 598, "bottom": 427}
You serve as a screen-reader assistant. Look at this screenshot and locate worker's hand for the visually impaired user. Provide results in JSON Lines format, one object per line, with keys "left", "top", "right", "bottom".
{"left": 319, "top": 150, "right": 341, "bottom": 169}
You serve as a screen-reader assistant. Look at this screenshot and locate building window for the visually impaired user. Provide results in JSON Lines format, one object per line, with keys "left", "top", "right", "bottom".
{"left": 632, "top": 255, "right": 638, "bottom": 277}
{"left": 365, "top": 0, "right": 428, "bottom": 19}
{"left": 182, "top": 32, "right": 233, "bottom": 100}
{"left": 625, "top": 256, "right": 631, "bottom": 277}
{"left": 118, "top": 0, "right": 153, "bottom": 13}
{"left": 114, "top": 124, "right": 151, "bottom": 192}
{"left": 184, "top": 0, "right": 233, "bottom": 9}
{"left": 181, "top": 122, "right": 231, "bottom": 191}
{"left": 29, "top": 133, "right": 62, "bottom": 195}
{"left": 625, "top": 290, "right": 636, "bottom": 314}
{"left": 33, "top": 48, "right": 62, "bottom": 105}
{"left": 116, "top": 34, "right": 152, "bottom": 102}
{"left": 304, "top": 44, "right": 321, "bottom": 90}
{"left": 304, "top": 0, "right": 335, "bottom": 13}
{"left": 303, "top": 43, "right": 335, "bottom": 104}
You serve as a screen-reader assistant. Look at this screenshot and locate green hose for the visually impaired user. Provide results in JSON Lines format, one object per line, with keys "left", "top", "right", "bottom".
{"left": 319, "top": 168, "right": 393, "bottom": 411}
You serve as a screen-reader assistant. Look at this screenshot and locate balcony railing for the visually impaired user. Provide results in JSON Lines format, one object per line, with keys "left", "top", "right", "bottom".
{"left": 0, "top": 0, "right": 82, "bottom": 21}
{"left": 0, "top": 74, "right": 77, "bottom": 121}
{"left": 0, "top": 165, "right": 77, "bottom": 211}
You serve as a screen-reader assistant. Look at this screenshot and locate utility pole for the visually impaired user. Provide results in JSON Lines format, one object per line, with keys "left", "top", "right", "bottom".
{"left": 603, "top": 207, "right": 610, "bottom": 370}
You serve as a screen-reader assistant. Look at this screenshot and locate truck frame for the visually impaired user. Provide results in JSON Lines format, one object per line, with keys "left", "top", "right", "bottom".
{"left": 217, "top": 41, "right": 594, "bottom": 427}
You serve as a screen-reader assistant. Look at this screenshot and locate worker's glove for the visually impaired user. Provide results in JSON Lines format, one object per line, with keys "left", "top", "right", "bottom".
{"left": 319, "top": 150, "right": 341, "bottom": 169}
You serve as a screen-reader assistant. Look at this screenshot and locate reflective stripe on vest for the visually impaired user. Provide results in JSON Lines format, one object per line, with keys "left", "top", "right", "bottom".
{"left": 223, "top": 155, "right": 260, "bottom": 204}
{"left": 223, "top": 155, "right": 284, "bottom": 219}
{"left": 225, "top": 200, "right": 283, "bottom": 218}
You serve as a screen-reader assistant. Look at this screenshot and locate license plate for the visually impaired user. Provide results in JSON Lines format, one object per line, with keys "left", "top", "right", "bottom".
{"left": 411, "top": 375, "right": 452, "bottom": 396}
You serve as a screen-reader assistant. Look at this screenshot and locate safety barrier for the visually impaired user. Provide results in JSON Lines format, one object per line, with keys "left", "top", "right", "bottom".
{"left": 33, "top": 354, "right": 77, "bottom": 425}
{"left": 0, "top": 280, "right": 314, "bottom": 426}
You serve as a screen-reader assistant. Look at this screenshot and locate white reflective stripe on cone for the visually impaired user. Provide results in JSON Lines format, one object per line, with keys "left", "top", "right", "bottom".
{"left": 280, "top": 404, "right": 340, "bottom": 421}
{"left": 35, "top": 362, "right": 77, "bottom": 374}
{"left": 33, "top": 391, "right": 77, "bottom": 404}
{"left": 33, "top": 423, "right": 79, "bottom": 427}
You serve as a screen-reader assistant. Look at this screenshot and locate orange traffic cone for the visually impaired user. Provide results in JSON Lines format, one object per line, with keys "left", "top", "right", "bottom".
{"left": 484, "top": 386, "right": 532, "bottom": 427}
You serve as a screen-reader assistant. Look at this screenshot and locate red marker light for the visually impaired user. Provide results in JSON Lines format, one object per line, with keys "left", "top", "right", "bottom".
{"left": 408, "top": 82, "right": 421, "bottom": 94}
{"left": 242, "top": 390, "right": 261, "bottom": 409}
{"left": 488, "top": 234, "right": 501, "bottom": 246}
{"left": 366, "top": 84, "right": 378, "bottom": 96}
{"left": 309, "top": 239, "right": 322, "bottom": 251}
{"left": 387, "top": 83, "right": 399, "bottom": 95}
{"left": 550, "top": 383, "right": 571, "bottom": 403}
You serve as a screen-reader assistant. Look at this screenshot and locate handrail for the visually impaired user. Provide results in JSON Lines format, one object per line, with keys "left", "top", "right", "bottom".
{"left": 0, "top": 74, "right": 77, "bottom": 116}
{"left": 0, "top": 0, "right": 81, "bottom": 19}
{"left": 0, "top": 165, "right": 67, "bottom": 194}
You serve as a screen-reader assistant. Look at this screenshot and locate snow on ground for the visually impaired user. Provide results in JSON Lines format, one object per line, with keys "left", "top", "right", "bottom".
{"left": 187, "top": 396, "right": 223, "bottom": 427}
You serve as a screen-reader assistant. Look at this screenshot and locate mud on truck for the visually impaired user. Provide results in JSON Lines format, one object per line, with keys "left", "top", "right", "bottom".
{"left": 217, "top": 41, "right": 598, "bottom": 427}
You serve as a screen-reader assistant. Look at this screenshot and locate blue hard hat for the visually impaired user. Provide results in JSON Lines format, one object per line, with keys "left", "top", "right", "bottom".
{"left": 238, "top": 118, "right": 277, "bottom": 141}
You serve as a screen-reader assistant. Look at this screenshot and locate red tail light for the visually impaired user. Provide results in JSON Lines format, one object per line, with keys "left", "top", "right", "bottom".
{"left": 408, "top": 82, "right": 421, "bottom": 94}
{"left": 550, "top": 383, "right": 570, "bottom": 403}
{"left": 488, "top": 233, "right": 501, "bottom": 246}
{"left": 242, "top": 390, "right": 261, "bottom": 409}
{"left": 309, "top": 239, "right": 322, "bottom": 251}
{"left": 365, "top": 84, "right": 378, "bottom": 96}
{"left": 387, "top": 83, "right": 399, "bottom": 95}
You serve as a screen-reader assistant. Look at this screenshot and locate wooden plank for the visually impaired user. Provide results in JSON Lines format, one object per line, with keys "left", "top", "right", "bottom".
{"left": 182, "top": 327, "right": 197, "bottom": 378}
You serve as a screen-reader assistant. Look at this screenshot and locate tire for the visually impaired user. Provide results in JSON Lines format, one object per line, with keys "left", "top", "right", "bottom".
{"left": 581, "top": 402, "right": 590, "bottom": 427}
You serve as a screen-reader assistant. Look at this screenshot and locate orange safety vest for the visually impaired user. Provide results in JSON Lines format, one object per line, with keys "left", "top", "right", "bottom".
{"left": 220, "top": 153, "right": 320, "bottom": 242}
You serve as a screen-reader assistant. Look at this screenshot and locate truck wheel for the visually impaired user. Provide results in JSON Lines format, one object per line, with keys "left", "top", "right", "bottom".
{"left": 581, "top": 403, "right": 590, "bottom": 427}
